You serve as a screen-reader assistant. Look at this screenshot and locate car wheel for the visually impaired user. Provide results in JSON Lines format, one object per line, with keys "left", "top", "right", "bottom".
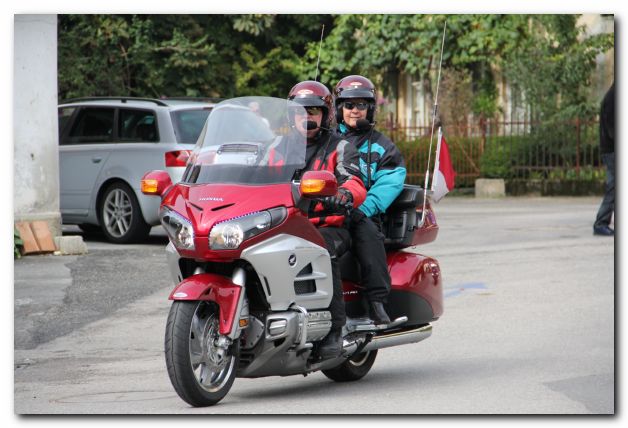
{"left": 98, "top": 182, "right": 151, "bottom": 244}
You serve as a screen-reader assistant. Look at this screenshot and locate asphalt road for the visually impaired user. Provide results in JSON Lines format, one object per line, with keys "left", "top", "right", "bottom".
{"left": 13, "top": 196, "right": 616, "bottom": 414}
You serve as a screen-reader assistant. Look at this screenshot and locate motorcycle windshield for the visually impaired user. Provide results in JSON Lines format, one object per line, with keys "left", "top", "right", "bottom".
{"left": 181, "top": 97, "right": 307, "bottom": 185}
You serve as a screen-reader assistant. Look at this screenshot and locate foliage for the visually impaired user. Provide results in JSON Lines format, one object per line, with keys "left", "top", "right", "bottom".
{"left": 14, "top": 227, "right": 23, "bottom": 259}
{"left": 307, "top": 15, "right": 531, "bottom": 115}
{"left": 58, "top": 14, "right": 613, "bottom": 135}
{"left": 58, "top": 14, "right": 333, "bottom": 99}
{"left": 548, "top": 166, "right": 605, "bottom": 181}
{"left": 480, "top": 144, "right": 513, "bottom": 178}
{"left": 503, "top": 15, "right": 614, "bottom": 122}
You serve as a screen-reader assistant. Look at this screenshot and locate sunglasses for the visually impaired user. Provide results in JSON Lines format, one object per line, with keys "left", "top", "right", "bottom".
{"left": 342, "top": 101, "right": 369, "bottom": 111}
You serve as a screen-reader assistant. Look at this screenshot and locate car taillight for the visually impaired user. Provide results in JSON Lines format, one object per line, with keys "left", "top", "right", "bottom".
{"left": 165, "top": 150, "right": 191, "bottom": 167}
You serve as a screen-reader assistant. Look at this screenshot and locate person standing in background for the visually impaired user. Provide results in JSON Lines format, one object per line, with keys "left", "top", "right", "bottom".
{"left": 593, "top": 82, "right": 615, "bottom": 236}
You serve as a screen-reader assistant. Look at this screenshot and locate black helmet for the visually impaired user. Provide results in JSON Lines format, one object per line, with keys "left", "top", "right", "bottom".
{"left": 333, "top": 75, "right": 377, "bottom": 123}
{"left": 287, "top": 80, "right": 333, "bottom": 129}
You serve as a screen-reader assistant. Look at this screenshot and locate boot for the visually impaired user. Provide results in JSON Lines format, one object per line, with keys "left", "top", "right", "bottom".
{"left": 318, "top": 327, "right": 343, "bottom": 359}
{"left": 369, "top": 301, "right": 391, "bottom": 325}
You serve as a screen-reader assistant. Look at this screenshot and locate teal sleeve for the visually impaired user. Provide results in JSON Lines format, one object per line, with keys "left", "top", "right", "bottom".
{"left": 358, "top": 166, "right": 406, "bottom": 217}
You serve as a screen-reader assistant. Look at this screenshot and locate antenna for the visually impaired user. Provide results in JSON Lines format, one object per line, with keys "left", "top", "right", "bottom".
{"left": 418, "top": 20, "right": 447, "bottom": 227}
{"left": 314, "top": 25, "right": 325, "bottom": 82}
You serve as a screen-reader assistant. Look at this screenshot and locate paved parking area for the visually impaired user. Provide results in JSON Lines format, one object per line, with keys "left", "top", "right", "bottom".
{"left": 12, "top": 196, "right": 616, "bottom": 414}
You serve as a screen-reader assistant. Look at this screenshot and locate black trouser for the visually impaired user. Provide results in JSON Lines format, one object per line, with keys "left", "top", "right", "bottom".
{"left": 350, "top": 212, "right": 391, "bottom": 303}
{"left": 319, "top": 227, "right": 351, "bottom": 330}
{"left": 595, "top": 152, "right": 615, "bottom": 228}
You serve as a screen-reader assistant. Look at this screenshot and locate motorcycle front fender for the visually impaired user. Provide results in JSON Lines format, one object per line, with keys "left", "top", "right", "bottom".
{"left": 169, "top": 273, "right": 243, "bottom": 336}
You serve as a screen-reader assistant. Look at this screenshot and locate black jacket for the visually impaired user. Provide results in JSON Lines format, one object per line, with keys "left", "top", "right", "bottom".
{"left": 600, "top": 82, "right": 615, "bottom": 155}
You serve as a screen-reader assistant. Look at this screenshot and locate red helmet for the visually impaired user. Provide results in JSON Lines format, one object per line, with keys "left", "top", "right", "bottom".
{"left": 287, "top": 80, "right": 333, "bottom": 129}
{"left": 333, "top": 75, "right": 377, "bottom": 123}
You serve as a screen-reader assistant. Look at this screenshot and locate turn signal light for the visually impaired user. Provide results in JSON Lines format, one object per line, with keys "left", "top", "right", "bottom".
{"left": 299, "top": 170, "right": 337, "bottom": 197}
{"left": 141, "top": 179, "right": 160, "bottom": 194}
{"left": 301, "top": 179, "right": 326, "bottom": 194}
{"left": 140, "top": 170, "right": 172, "bottom": 196}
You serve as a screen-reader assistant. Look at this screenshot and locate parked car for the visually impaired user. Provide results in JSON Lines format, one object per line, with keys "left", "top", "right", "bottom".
{"left": 58, "top": 97, "right": 216, "bottom": 243}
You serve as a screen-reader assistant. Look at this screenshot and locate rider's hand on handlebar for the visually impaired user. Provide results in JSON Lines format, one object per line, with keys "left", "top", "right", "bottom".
{"left": 322, "top": 188, "right": 353, "bottom": 213}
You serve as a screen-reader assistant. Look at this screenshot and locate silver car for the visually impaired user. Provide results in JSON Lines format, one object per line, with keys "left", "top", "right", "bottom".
{"left": 58, "top": 97, "right": 215, "bottom": 243}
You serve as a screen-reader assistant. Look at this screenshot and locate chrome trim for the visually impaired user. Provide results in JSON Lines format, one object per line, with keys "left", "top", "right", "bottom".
{"left": 362, "top": 324, "right": 432, "bottom": 352}
{"left": 268, "top": 319, "right": 288, "bottom": 336}
{"left": 294, "top": 272, "right": 327, "bottom": 281}
{"left": 227, "top": 267, "right": 247, "bottom": 340}
{"left": 291, "top": 305, "right": 309, "bottom": 348}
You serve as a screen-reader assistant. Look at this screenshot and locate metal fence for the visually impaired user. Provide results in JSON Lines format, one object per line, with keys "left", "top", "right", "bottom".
{"left": 381, "top": 118, "right": 603, "bottom": 187}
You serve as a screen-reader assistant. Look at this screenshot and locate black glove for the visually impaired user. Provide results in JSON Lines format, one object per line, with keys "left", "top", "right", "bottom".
{"left": 323, "top": 188, "right": 353, "bottom": 212}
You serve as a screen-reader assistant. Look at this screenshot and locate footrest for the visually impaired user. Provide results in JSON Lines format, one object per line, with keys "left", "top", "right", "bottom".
{"left": 345, "top": 316, "right": 408, "bottom": 333}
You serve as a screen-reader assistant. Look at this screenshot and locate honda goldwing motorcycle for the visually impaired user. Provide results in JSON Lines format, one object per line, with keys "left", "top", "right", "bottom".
{"left": 141, "top": 97, "right": 443, "bottom": 407}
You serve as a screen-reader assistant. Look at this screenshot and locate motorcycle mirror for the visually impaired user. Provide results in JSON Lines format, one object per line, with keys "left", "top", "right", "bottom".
{"left": 300, "top": 170, "right": 338, "bottom": 197}
{"left": 141, "top": 170, "right": 173, "bottom": 197}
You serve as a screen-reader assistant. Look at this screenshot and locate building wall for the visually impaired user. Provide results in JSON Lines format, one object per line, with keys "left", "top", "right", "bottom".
{"left": 13, "top": 14, "right": 61, "bottom": 236}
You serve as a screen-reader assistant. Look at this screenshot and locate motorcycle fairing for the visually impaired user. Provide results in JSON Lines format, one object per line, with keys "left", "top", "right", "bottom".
{"left": 240, "top": 233, "right": 334, "bottom": 311}
{"left": 169, "top": 273, "right": 242, "bottom": 335}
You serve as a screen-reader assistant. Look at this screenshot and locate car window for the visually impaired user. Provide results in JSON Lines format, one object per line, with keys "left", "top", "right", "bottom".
{"left": 171, "top": 108, "right": 212, "bottom": 144}
{"left": 67, "top": 107, "right": 114, "bottom": 143}
{"left": 58, "top": 107, "right": 76, "bottom": 143}
{"left": 119, "top": 109, "right": 158, "bottom": 142}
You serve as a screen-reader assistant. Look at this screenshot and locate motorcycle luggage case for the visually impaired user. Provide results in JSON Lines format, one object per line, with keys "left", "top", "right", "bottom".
{"left": 382, "top": 185, "right": 438, "bottom": 249}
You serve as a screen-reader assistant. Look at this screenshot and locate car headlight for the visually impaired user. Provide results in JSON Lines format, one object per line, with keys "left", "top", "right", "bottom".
{"left": 160, "top": 208, "right": 195, "bottom": 250}
{"left": 209, "top": 210, "right": 275, "bottom": 250}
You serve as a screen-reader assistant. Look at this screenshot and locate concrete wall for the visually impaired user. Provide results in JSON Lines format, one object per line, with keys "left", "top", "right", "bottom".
{"left": 13, "top": 14, "right": 60, "bottom": 236}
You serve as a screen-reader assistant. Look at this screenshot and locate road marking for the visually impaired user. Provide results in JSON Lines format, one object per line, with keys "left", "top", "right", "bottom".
{"left": 444, "top": 282, "right": 487, "bottom": 298}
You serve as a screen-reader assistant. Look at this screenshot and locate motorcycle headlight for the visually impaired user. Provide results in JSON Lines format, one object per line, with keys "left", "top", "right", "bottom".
{"left": 209, "top": 211, "right": 273, "bottom": 250}
{"left": 160, "top": 208, "right": 195, "bottom": 250}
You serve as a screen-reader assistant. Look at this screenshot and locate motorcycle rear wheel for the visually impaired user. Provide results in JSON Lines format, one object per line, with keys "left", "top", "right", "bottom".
{"left": 165, "top": 301, "right": 239, "bottom": 407}
{"left": 321, "top": 349, "right": 378, "bottom": 382}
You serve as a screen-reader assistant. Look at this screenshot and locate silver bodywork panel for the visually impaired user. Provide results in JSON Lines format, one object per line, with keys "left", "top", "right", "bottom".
{"left": 165, "top": 241, "right": 183, "bottom": 284}
{"left": 241, "top": 234, "right": 333, "bottom": 311}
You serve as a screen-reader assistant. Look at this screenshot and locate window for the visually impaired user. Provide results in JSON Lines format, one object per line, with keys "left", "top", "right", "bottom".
{"left": 171, "top": 108, "right": 212, "bottom": 144}
{"left": 119, "top": 109, "right": 158, "bottom": 142}
{"left": 67, "top": 108, "right": 114, "bottom": 143}
{"left": 58, "top": 107, "right": 76, "bottom": 145}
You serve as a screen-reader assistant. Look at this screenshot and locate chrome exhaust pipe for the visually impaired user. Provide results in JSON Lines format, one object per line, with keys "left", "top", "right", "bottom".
{"left": 362, "top": 324, "right": 432, "bottom": 352}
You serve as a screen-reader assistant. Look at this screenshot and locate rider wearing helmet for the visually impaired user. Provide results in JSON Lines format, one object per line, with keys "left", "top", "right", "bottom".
{"left": 334, "top": 75, "right": 407, "bottom": 324}
{"left": 287, "top": 80, "right": 366, "bottom": 359}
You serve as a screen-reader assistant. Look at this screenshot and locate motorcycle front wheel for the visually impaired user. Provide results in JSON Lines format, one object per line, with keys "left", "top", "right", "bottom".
{"left": 321, "top": 349, "right": 378, "bottom": 382}
{"left": 165, "top": 301, "right": 239, "bottom": 407}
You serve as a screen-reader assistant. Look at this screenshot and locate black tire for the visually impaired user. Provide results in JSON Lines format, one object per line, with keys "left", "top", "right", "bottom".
{"left": 98, "top": 182, "right": 150, "bottom": 244}
{"left": 321, "top": 349, "right": 378, "bottom": 382}
{"left": 78, "top": 224, "right": 103, "bottom": 236}
{"left": 165, "top": 301, "right": 239, "bottom": 407}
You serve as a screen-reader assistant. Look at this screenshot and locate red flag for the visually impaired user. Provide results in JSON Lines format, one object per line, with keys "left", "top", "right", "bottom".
{"left": 431, "top": 128, "right": 456, "bottom": 202}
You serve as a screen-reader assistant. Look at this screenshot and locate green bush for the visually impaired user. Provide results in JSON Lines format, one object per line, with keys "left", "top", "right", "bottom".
{"left": 480, "top": 144, "right": 513, "bottom": 178}
{"left": 14, "top": 227, "right": 23, "bottom": 259}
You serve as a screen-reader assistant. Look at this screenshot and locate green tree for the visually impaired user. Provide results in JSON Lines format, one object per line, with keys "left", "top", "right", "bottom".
{"left": 58, "top": 14, "right": 334, "bottom": 100}
{"left": 503, "top": 15, "right": 614, "bottom": 122}
{"left": 307, "top": 14, "right": 611, "bottom": 122}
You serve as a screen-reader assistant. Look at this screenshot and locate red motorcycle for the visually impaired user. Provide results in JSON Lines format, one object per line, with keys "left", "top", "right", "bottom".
{"left": 141, "top": 97, "right": 443, "bottom": 407}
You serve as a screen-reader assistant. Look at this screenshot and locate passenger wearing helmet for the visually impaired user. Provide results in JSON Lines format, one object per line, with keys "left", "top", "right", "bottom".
{"left": 287, "top": 80, "right": 367, "bottom": 359}
{"left": 334, "top": 75, "right": 407, "bottom": 325}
